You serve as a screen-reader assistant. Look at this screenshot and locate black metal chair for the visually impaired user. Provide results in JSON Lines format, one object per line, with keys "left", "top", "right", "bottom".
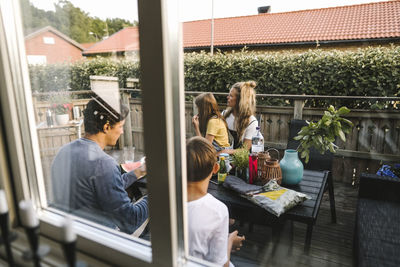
{"left": 355, "top": 173, "right": 400, "bottom": 267}
{"left": 286, "top": 119, "right": 337, "bottom": 223}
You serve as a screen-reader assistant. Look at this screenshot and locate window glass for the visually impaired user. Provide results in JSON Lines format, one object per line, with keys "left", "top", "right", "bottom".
{"left": 182, "top": 1, "right": 399, "bottom": 266}
{"left": 13, "top": 0, "right": 400, "bottom": 266}
{"left": 20, "top": 0, "right": 151, "bottom": 242}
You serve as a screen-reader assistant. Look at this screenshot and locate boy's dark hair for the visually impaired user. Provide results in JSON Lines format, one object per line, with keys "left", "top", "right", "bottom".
{"left": 187, "top": 136, "right": 217, "bottom": 182}
{"left": 83, "top": 97, "right": 129, "bottom": 135}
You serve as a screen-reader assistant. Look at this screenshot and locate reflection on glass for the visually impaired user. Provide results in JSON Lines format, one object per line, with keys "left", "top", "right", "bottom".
{"left": 20, "top": 0, "right": 148, "bottom": 238}
{"left": 186, "top": 137, "right": 245, "bottom": 266}
{"left": 50, "top": 95, "right": 148, "bottom": 235}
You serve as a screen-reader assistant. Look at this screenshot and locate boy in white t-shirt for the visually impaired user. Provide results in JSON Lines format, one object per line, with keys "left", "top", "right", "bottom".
{"left": 186, "top": 136, "right": 245, "bottom": 266}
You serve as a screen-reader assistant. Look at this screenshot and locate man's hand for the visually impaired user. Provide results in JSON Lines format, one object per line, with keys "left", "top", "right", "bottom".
{"left": 229, "top": 230, "right": 245, "bottom": 251}
{"left": 133, "top": 162, "right": 146, "bottom": 179}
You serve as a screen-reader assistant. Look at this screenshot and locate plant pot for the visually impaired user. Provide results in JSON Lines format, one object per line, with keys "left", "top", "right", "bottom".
{"left": 280, "top": 149, "right": 303, "bottom": 185}
{"left": 235, "top": 168, "right": 248, "bottom": 182}
{"left": 55, "top": 114, "right": 70, "bottom": 125}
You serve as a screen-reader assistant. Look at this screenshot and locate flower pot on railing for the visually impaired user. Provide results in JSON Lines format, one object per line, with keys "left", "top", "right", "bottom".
{"left": 280, "top": 149, "right": 303, "bottom": 185}
{"left": 55, "top": 114, "right": 70, "bottom": 125}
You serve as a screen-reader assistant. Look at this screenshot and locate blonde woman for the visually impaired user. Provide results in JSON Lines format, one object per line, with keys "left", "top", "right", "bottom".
{"left": 192, "top": 93, "right": 231, "bottom": 152}
{"left": 222, "top": 81, "right": 258, "bottom": 152}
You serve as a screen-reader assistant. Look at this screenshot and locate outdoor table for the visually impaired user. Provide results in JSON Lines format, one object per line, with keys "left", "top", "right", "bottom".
{"left": 129, "top": 169, "right": 329, "bottom": 252}
{"left": 208, "top": 169, "right": 329, "bottom": 252}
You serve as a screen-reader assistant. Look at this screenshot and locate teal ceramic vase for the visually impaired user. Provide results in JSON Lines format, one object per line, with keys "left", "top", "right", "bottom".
{"left": 280, "top": 149, "right": 303, "bottom": 185}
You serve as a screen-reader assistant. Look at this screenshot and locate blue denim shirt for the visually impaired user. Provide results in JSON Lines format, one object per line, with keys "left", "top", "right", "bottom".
{"left": 51, "top": 138, "right": 148, "bottom": 234}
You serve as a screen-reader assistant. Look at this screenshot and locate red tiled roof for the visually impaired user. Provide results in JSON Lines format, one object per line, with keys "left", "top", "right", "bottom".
{"left": 83, "top": 1, "right": 400, "bottom": 54}
{"left": 183, "top": 0, "right": 400, "bottom": 48}
{"left": 83, "top": 27, "right": 139, "bottom": 55}
{"left": 80, "top": 42, "right": 95, "bottom": 49}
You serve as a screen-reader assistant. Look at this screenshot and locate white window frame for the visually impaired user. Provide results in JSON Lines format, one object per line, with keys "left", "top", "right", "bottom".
{"left": 43, "top": 36, "right": 55, "bottom": 44}
{"left": 0, "top": 0, "right": 207, "bottom": 266}
{"left": 26, "top": 55, "right": 47, "bottom": 65}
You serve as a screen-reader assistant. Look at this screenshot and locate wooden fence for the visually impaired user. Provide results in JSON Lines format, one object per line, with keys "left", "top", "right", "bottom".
{"left": 33, "top": 91, "right": 400, "bottom": 185}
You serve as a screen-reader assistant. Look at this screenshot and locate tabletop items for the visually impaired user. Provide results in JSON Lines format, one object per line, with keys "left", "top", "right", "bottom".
{"left": 123, "top": 146, "right": 135, "bottom": 163}
{"left": 257, "top": 149, "right": 282, "bottom": 185}
{"left": 251, "top": 126, "right": 264, "bottom": 153}
{"left": 280, "top": 149, "right": 304, "bottom": 185}
{"left": 217, "top": 147, "right": 308, "bottom": 218}
{"left": 227, "top": 148, "right": 283, "bottom": 186}
{"left": 218, "top": 156, "right": 228, "bottom": 184}
{"left": 224, "top": 147, "right": 308, "bottom": 186}
{"left": 222, "top": 175, "right": 310, "bottom": 217}
{"left": 209, "top": 170, "right": 330, "bottom": 252}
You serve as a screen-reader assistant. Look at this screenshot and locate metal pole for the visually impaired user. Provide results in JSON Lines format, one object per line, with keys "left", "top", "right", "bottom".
{"left": 210, "top": 0, "right": 214, "bottom": 55}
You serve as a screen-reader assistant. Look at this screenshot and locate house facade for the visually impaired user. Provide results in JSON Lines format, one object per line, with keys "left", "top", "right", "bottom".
{"left": 25, "top": 26, "right": 84, "bottom": 64}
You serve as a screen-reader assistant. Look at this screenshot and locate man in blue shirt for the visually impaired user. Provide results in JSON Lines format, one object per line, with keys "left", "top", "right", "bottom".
{"left": 51, "top": 97, "right": 148, "bottom": 235}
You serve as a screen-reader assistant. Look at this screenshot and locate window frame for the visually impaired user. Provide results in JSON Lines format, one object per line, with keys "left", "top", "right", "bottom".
{"left": 0, "top": 0, "right": 200, "bottom": 266}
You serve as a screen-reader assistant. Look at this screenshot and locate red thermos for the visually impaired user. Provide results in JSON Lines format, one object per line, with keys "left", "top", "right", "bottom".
{"left": 249, "top": 153, "right": 258, "bottom": 184}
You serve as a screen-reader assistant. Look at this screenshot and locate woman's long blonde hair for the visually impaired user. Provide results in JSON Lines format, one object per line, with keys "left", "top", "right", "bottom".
{"left": 224, "top": 81, "right": 257, "bottom": 141}
{"left": 195, "top": 92, "right": 227, "bottom": 136}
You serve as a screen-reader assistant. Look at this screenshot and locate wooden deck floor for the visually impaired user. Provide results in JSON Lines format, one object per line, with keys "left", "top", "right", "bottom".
{"left": 230, "top": 182, "right": 358, "bottom": 267}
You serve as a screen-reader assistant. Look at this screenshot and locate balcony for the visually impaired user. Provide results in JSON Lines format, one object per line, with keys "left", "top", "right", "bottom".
{"left": 32, "top": 89, "right": 399, "bottom": 266}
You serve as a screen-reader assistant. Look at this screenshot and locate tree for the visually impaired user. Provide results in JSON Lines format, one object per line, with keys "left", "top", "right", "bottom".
{"left": 106, "top": 18, "right": 135, "bottom": 36}
{"left": 20, "top": 0, "right": 135, "bottom": 43}
{"left": 20, "top": 0, "right": 51, "bottom": 35}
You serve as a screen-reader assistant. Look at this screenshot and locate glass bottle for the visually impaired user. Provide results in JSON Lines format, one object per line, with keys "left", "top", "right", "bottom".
{"left": 218, "top": 156, "right": 227, "bottom": 184}
{"left": 251, "top": 126, "right": 264, "bottom": 153}
{"left": 46, "top": 109, "right": 53, "bottom": 127}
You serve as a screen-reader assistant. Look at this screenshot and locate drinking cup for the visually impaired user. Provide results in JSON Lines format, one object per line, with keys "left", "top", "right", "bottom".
{"left": 123, "top": 146, "right": 135, "bottom": 163}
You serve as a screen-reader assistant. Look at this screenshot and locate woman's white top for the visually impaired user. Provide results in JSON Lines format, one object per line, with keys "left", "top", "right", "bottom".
{"left": 225, "top": 112, "right": 258, "bottom": 141}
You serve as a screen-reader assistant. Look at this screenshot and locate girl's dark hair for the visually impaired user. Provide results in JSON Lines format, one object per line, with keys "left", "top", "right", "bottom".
{"left": 186, "top": 136, "right": 217, "bottom": 182}
{"left": 83, "top": 97, "right": 129, "bottom": 134}
{"left": 195, "top": 92, "right": 227, "bottom": 136}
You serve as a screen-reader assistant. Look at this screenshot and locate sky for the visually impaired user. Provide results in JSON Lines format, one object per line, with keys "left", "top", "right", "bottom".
{"left": 30, "top": 0, "right": 388, "bottom": 22}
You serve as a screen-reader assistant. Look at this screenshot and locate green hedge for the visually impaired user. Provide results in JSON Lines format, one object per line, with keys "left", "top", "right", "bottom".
{"left": 29, "top": 47, "right": 400, "bottom": 108}
{"left": 184, "top": 47, "right": 400, "bottom": 109}
{"left": 29, "top": 57, "right": 140, "bottom": 93}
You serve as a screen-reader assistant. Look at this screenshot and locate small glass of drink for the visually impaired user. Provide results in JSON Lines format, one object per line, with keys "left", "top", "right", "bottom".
{"left": 123, "top": 146, "right": 135, "bottom": 163}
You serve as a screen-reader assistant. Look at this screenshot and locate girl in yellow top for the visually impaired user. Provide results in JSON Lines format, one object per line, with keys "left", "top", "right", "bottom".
{"left": 192, "top": 93, "right": 230, "bottom": 152}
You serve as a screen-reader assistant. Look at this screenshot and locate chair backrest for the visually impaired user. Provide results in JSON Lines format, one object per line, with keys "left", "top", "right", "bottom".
{"left": 286, "top": 119, "right": 333, "bottom": 172}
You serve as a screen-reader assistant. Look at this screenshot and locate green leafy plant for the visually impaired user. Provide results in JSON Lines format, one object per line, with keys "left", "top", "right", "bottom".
{"left": 232, "top": 147, "right": 250, "bottom": 170}
{"left": 294, "top": 105, "right": 354, "bottom": 163}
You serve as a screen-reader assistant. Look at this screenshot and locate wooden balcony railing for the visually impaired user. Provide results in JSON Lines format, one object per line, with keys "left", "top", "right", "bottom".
{"left": 32, "top": 89, "right": 400, "bottom": 185}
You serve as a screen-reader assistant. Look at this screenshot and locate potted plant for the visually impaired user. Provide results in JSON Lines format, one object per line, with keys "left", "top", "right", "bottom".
{"left": 295, "top": 105, "right": 354, "bottom": 162}
{"left": 280, "top": 105, "right": 354, "bottom": 185}
{"left": 232, "top": 147, "right": 249, "bottom": 181}
{"left": 50, "top": 94, "right": 72, "bottom": 125}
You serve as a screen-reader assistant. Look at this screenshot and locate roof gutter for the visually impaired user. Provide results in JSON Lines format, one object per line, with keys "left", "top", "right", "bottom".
{"left": 184, "top": 37, "right": 400, "bottom": 51}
